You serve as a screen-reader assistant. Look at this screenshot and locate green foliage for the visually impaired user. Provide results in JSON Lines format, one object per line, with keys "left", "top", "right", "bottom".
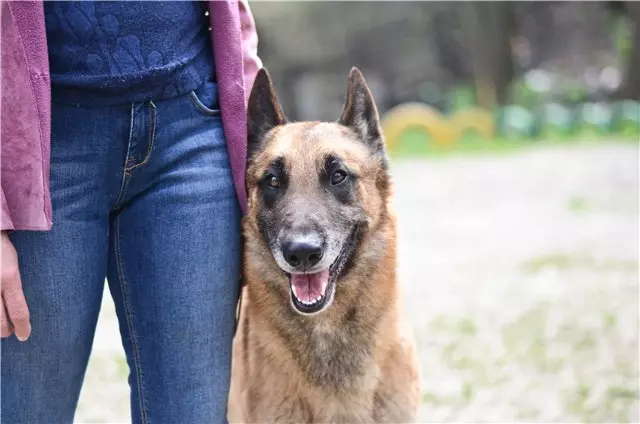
{"left": 609, "top": 15, "right": 633, "bottom": 60}
{"left": 563, "top": 84, "right": 589, "bottom": 105}
{"left": 539, "top": 103, "right": 575, "bottom": 140}
{"left": 496, "top": 105, "right": 537, "bottom": 139}
{"left": 613, "top": 100, "right": 640, "bottom": 138}
{"left": 446, "top": 86, "right": 476, "bottom": 113}
{"left": 508, "top": 78, "right": 540, "bottom": 109}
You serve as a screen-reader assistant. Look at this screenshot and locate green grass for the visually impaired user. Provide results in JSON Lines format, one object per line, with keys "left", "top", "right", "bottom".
{"left": 568, "top": 196, "right": 589, "bottom": 212}
{"left": 521, "top": 253, "right": 638, "bottom": 274}
{"left": 422, "top": 270, "right": 639, "bottom": 421}
{"left": 388, "top": 134, "right": 639, "bottom": 159}
{"left": 116, "top": 356, "right": 129, "bottom": 379}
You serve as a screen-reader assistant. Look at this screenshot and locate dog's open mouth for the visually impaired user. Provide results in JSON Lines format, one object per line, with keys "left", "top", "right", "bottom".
{"left": 287, "top": 226, "right": 359, "bottom": 315}
{"left": 289, "top": 270, "right": 331, "bottom": 313}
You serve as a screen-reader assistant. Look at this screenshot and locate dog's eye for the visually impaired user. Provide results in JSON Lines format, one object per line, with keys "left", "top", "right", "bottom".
{"left": 331, "top": 170, "right": 348, "bottom": 185}
{"left": 266, "top": 174, "right": 280, "bottom": 189}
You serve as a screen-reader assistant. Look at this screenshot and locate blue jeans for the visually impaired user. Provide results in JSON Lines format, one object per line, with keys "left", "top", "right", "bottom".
{"left": 1, "top": 81, "right": 241, "bottom": 423}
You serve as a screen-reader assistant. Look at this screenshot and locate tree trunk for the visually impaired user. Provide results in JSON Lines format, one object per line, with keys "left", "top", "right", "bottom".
{"left": 464, "top": 2, "right": 515, "bottom": 108}
{"left": 619, "top": 1, "right": 640, "bottom": 99}
{"left": 492, "top": 2, "right": 516, "bottom": 105}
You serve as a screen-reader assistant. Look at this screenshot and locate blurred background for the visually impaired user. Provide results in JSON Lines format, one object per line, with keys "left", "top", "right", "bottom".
{"left": 253, "top": 1, "right": 640, "bottom": 143}
{"left": 77, "top": 2, "right": 639, "bottom": 422}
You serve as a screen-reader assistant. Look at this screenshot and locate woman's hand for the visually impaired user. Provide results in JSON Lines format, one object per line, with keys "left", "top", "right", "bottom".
{"left": 1, "top": 231, "right": 30, "bottom": 341}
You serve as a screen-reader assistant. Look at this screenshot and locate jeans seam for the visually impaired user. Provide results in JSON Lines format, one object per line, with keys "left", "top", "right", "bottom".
{"left": 114, "top": 216, "right": 150, "bottom": 424}
{"left": 189, "top": 90, "right": 221, "bottom": 116}
{"left": 115, "top": 104, "right": 135, "bottom": 206}
{"left": 126, "top": 100, "right": 157, "bottom": 172}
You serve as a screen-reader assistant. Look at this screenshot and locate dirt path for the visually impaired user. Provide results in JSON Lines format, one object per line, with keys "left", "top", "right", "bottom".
{"left": 76, "top": 142, "right": 639, "bottom": 423}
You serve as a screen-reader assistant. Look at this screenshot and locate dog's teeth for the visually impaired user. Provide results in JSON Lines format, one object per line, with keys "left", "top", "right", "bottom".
{"left": 316, "top": 295, "right": 322, "bottom": 301}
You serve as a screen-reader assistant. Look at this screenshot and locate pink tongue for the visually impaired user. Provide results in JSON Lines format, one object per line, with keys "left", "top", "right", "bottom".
{"left": 290, "top": 270, "right": 330, "bottom": 303}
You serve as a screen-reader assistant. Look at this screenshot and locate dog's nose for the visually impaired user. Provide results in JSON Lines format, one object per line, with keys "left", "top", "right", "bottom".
{"left": 282, "top": 239, "right": 324, "bottom": 268}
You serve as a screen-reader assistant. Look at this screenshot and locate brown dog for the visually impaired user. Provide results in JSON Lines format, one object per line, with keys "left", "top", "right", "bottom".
{"left": 228, "top": 67, "right": 421, "bottom": 423}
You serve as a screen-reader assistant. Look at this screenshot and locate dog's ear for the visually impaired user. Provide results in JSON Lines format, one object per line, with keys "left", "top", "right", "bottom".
{"left": 247, "top": 68, "right": 287, "bottom": 162}
{"left": 338, "top": 67, "right": 387, "bottom": 167}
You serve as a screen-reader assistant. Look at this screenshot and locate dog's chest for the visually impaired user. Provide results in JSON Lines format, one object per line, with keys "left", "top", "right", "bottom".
{"left": 248, "top": 326, "right": 381, "bottom": 422}
{"left": 314, "top": 393, "right": 377, "bottom": 423}
{"left": 249, "top": 382, "right": 378, "bottom": 423}
{"left": 304, "top": 323, "right": 378, "bottom": 391}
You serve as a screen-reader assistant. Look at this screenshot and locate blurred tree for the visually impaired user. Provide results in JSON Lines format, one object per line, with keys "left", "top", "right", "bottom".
{"left": 611, "top": 1, "right": 640, "bottom": 99}
{"left": 430, "top": 3, "right": 471, "bottom": 84}
{"left": 464, "top": 2, "right": 515, "bottom": 108}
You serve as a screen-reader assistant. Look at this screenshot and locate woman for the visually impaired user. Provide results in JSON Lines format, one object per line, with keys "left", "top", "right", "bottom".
{"left": 0, "top": 1, "right": 261, "bottom": 422}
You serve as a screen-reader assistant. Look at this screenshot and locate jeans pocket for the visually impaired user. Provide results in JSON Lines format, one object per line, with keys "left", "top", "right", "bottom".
{"left": 189, "top": 80, "right": 221, "bottom": 116}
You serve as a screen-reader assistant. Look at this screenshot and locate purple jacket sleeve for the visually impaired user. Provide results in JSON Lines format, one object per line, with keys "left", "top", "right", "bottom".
{"left": 1, "top": 187, "right": 14, "bottom": 231}
{"left": 1, "top": 1, "right": 53, "bottom": 231}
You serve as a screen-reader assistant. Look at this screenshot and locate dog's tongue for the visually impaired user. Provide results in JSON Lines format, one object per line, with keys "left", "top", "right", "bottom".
{"left": 290, "top": 270, "right": 330, "bottom": 303}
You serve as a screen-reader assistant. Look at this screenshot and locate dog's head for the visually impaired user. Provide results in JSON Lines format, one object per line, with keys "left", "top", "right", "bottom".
{"left": 244, "top": 67, "right": 390, "bottom": 316}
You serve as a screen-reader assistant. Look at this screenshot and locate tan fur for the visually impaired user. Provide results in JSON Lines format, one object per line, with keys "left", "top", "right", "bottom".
{"left": 228, "top": 74, "right": 421, "bottom": 423}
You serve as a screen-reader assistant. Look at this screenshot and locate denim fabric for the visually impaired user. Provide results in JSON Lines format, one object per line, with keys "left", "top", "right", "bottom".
{"left": 1, "top": 79, "right": 241, "bottom": 423}
{"left": 44, "top": 1, "right": 215, "bottom": 105}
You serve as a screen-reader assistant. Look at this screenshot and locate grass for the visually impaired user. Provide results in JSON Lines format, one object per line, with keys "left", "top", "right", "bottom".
{"left": 388, "top": 132, "right": 639, "bottom": 159}
{"left": 422, "top": 301, "right": 639, "bottom": 421}
{"left": 521, "top": 253, "right": 638, "bottom": 274}
{"left": 420, "top": 249, "right": 638, "bottom": 422}
{"left": 568, "top": 196, "right": 589, "bottom": 212}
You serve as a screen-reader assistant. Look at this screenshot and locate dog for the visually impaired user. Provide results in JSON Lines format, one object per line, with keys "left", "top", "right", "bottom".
{"left": 228, "top": 67, "right": 421, "bottom": 423}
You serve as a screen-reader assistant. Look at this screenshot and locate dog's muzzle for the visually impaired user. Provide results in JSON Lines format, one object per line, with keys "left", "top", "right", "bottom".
{"left": 287, "top": 225, "right": 360, "bottom": 315}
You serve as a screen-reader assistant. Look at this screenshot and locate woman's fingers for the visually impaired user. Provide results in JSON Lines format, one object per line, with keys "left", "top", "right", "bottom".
{"left": 4, "top": 277, "right": 30, "bottom": 341}
{"left": 0, "top": 301, "right": 13, "bottom": 338}
{"left": 1, "top": 231, "right": 30, "bottom": 341}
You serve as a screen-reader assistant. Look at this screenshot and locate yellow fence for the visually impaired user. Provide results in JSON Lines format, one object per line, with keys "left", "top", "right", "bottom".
{"left": 381, "top": 103, "right": 496, "bottom": 152}
{"left": 380, "top": 100, "right": 640, "bottom": 153}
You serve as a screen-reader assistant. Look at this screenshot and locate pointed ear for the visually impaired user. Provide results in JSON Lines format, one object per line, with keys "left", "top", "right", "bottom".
{"left": 247, "top": 68, "right": 287, "bottom": 163}
{"left": 338, "top": 67, "right": 387, "bottom": 166}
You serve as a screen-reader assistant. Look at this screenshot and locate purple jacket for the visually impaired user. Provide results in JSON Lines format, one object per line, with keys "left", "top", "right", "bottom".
{"left": 0, "top": 0, "right": 262, "bottom": 231}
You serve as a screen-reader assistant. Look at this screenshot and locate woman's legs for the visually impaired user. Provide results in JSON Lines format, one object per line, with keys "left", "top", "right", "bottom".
{"left": 106, "top": 82, "right": 241, "bottom": 423}
{"left": 2, "top": 80, "right": 240, "bottom": 423}
{"left": 1, "top": 103, "right": 130, "bottom": 423}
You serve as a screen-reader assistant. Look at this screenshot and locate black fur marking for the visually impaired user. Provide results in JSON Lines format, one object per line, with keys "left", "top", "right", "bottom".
{"left": 321, "top": 155, "right": 357, "bottom": 205}
{"left": 338, "top": 67, "right": 388, "bottom": 169}
{"left": 373, "top": 391, "right": 385, "bottom": 421}
{"left": 247, "top": 68, "right": 287, "bottom": 164}
{"left": 345, "top": 306, "right": 358, "bottom": 323}
{"left": 259, "top": 157, "right": 287, "bottom": 209}
{"left": 296, "top": 397, "right": 313, "bottom": 422}
{"left": 257, "top": 212, "right": 274, "bottom": 253}
{"left": 242, "top": 311, "right": 250, "bottom": 374}
{"left": 336, "top": 223, "right": 367, "bottom": 280}
{"left": 375, "top": 169, "right": 390, "bottom": 199}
